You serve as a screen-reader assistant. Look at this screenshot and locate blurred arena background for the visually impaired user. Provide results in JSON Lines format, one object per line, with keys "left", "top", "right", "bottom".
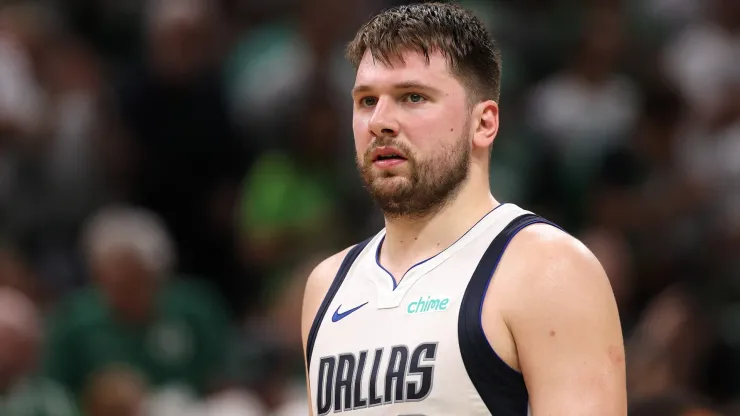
{"left": 0, "top": 0, "right": 739, "bottom": 414}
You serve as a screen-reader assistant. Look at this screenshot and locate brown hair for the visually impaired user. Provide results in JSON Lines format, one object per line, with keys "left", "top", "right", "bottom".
{"left": 346, "top": 2, "right": 502, "bottom": 103}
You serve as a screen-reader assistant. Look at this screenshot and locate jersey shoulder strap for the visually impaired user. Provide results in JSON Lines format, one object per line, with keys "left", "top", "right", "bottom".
{"left": 458, "top": 213, "right": 562, "bottom": 415}
{"left": 306, "top": 237, "right": 373, "bottom": 369}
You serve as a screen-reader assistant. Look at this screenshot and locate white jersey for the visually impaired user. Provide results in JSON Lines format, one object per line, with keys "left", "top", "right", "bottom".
{"left": 307, "top": 203, "right": 556, "bottom": 415}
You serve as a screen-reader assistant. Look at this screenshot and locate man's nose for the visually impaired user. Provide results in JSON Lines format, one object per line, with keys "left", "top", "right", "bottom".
{"left": 368, "top": 97, "right": 399, "bottom": 138}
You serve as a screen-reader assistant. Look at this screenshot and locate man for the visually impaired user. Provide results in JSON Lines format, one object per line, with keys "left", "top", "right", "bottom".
{"left": 301, "top": 3, "right": 626, "bottom": 415}
{"left": 44, "top": 205, "right": 231, "bottom": 402}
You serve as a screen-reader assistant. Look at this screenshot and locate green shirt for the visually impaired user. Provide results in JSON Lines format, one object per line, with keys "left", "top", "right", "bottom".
{"left": 0, "top": 376, "right": 79, "bottom": 416}
{"left": 43, "top": 278, "right": 230, "bottom": 400}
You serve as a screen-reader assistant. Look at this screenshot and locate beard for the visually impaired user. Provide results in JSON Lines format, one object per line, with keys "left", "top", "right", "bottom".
{"left": 357, "top": 130, "right": 471, "bottom": 220}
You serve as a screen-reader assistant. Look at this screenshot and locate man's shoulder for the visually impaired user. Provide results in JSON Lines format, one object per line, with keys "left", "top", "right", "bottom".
{"left": 503, "top": 221, "right": 606, "bottom": 286}
{"left": 301, "top": 238, "right": 374, "bottom": 326}
{"left": 496, "top": 221, "right": 616, "bottom": 320}
{"left": 485, "top": 221, "right": 626, "bottom": 413}
{"left": 520, "top": 221, "right": 599, "bottom": 266}
{"left": 304, "top": 244, "right": 362, "bottom": 298}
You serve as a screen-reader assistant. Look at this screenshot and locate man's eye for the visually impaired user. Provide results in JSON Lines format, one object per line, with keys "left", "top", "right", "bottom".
{"left": 360, "top": 97, "right": 377, "bottom": 106}
{"left": 405, "top": 93, "right": 426, "bottom": 103}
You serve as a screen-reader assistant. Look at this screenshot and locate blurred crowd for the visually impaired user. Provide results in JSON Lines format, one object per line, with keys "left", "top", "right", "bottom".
{"left": 0, "top": 0, "right": 738, "bottom": 415}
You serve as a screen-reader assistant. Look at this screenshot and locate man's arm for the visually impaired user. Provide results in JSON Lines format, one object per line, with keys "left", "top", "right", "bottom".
{"left": 495, "top": 225, "right": 627, "bottom": 415}
{"left": 300, "top": 247, "right": 354, "bottom": 416}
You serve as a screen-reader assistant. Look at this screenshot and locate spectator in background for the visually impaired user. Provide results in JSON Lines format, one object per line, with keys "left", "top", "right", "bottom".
{"left": 629, "top": 393, "right": 723, "bottom": 416}
{"left": 662, "top": 0, "right": 740, "bottom": 123}
{"left": 82, "top": 365, "right": 267, "bottom": 416}
{"left": 82, "top": 366, "right": 148, "bottom": 416}
{"left": 237, "top": 78, "right": 360, "bottom": 312}
{"left": 0, "top": 2, "right": 47, "bottom": 143}
{"left": 626, "top": 284, "right": 711, "bottom": 402}
{"left": 115, "top": 0, "right": 255, "bottom": 318}
{"left": 526, "top": 5, "right": 640, "bottom": 230}
{"left": 27, "top": 32, "right": 110, "bottom": 295}
{"left": 0, "top": 287, "right": 78, "bottom": 415}
{"left": 527, "top": 5, "right": 638, "bottom": 157}
{"left": 0, "top": 2, "right": 111, "bottom": 295}
{"left": 665, "top": 0, "right": 740, "bottom": 244}
{"left": 590, "top": 85, "right": 705, "bottom": 301}
{"left": 43, "top": 205, "right": 231, "bottom": 405}
{"left": 0, "top": 2, "right": 52, "bottom": 268}
{"left": 662, "top": 2, "right": 740, "bottom": 402}
{"left": 225, "top": 0, "right": 363, "bottom": 141}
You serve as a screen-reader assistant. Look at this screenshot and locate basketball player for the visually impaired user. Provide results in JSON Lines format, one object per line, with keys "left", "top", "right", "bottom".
{"left": 301, "top": 3, "right": 626, "bottom": 415}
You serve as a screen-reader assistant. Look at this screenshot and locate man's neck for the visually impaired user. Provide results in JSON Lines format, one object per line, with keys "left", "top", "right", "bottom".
{"left": 379, "top": 179, "right": 498, "bottom": 279}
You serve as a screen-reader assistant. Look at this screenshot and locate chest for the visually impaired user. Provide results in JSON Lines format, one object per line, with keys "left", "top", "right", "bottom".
{"left": 79, "top": 317, "right": 199, "bottom": 376}
{"left": 309, "top": 257, "right": 488, "bottom": 415}
{"left": 324, "top": 251, "right": 480, "bottom": 340}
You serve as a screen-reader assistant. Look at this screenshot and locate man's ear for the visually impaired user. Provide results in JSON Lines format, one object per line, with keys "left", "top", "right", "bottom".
{"left": 471, "top": 100, "right": 499, "bottom": 150}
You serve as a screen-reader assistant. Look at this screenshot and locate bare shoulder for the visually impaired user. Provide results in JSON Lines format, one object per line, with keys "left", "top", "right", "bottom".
{"left": 303, "top": 246, "right": 355, "bottom": 305}
{"left": 488, "top": 222, "right": 626, "bottom": 413}
{"left": 484, "top": 222, "right": 618, "bottom": 355}
{"left": 301, "top": 246, "right": 356, "bottom": 347}
{"left": 490, "top": 222, "right": 620, "bottom": 334}
{"left": 300, "top": 246, "right": 356, "bottom": 416}
{"left": 500, "top": 223, "right": 616, "bottom": 312}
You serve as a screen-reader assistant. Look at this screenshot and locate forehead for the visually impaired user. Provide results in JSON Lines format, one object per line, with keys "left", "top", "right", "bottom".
{"left": 354, "top": 49, "right": 460, "bottom": 90}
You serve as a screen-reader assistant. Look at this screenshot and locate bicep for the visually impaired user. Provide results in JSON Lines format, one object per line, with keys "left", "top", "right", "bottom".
{"left": 511, "top": 243, "right": 626, "bottom": 415}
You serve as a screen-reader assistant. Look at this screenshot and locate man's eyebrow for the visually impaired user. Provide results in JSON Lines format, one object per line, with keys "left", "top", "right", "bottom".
{"left": 393, "top": 81, "right": 439, "bottom": 91}
{"left": 352, "top": 81, "right": 441, "bottom": 95}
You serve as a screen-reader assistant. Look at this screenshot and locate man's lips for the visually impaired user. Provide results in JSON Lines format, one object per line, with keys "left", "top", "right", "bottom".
{"left": 371, "top": 146, "right": 407, "bottom": 162}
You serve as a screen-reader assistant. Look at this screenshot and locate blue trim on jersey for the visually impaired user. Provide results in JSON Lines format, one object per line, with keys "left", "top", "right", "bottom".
{"left": 457, "top": 212, "right": 565, "bottom": 416}
{"left": 374, "top": 203, "right": 508, "bottom": 290}
{"left": 306, "top": 238, "right": 372, "bottom": 371}
{"left": 374, "top": 235, "right": 398, "bottom": 290}
{"left": 479, "top": 217, "right": 563, "bottom": 323}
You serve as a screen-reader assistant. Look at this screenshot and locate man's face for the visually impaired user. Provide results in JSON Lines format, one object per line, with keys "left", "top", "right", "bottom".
{"left": 147, "top": 9, "right": 212, "bottom": 82}
{"left": 352, "top": 49, "right": 473, "bottom": 219}
{"left": 93, "top": 248, "right": 157, "bottom": 323}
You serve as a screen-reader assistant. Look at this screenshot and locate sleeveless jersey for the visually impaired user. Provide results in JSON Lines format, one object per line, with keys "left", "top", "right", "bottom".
{"left": 307, "top": 203, "right": 557, "bottom": 415}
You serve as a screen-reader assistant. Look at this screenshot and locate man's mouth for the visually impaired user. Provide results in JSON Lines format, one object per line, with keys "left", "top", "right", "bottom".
{"left": 371, "top": 146, "right": 408, "bottom": 162}
{"left": 375, "top": 154, "right": 406, "bottom": 161}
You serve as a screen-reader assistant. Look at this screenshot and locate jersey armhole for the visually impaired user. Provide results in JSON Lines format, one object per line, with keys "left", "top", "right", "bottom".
{"left": 458, "top": 213, "right": 562, "bottom": 415}
{"left": 306, "top": 237, "right": 372, "bottom": 370}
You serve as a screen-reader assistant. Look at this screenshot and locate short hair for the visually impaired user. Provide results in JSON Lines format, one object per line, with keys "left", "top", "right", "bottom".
{"left": 81, "top": 205, "right": 175, "bottom": 277}
{"left": 346, "top": 2, "right": 502, "bottom": 103}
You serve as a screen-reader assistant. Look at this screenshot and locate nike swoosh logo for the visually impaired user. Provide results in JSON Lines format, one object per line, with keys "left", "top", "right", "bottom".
{"left": 331, "top": 302, "right": 369, "bottom": 322}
